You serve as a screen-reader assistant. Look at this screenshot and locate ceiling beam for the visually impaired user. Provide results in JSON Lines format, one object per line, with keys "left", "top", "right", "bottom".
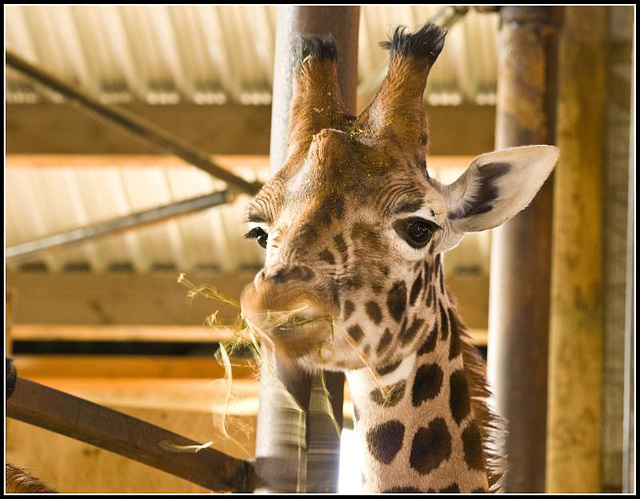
{"left": 7, "top": 103, "right": 495, "bottom": 157}
{"left": 7, "top": 270, "right": 489, "bottom": 341}
{"left": 5, "top": 153, "right": 475, "bottom": 173}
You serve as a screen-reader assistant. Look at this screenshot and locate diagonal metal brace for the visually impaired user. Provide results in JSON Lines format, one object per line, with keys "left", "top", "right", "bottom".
{"left": 7, "top": 376, "right": 255, "bottom": 492}
{"left": 6, "top": 51, "right": 262, "bottom": 197}
{"left": 6, "top": 189, "right": 230, "bottom": 262}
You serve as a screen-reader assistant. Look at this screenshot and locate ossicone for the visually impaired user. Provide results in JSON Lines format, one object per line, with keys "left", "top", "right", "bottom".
{"left": 380, "top": 23, "right": 447, "bottom": 65}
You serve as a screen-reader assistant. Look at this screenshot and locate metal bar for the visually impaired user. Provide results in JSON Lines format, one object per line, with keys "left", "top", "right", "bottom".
{"left": 7, "top": 189, "right": 229, "bottom": 262}
{"left": 7, "top": 376, "right": 254, "bottom": 492}
{"left": 6, "top": 51, "right": 261, "bottom": 196}
{"left": 256, "top": 6, "right": 359, "bottom": 493}
{"left": 487, "top": 6, "right": 561, "bottom": 493}
{"left": 356, "top": 6, "right": 469, "bottom": 110}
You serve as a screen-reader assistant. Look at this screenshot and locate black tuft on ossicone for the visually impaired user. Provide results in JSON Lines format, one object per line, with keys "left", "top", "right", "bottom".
{"left": 293, "top": 34, "right": 338, "bottom": 67}
{"left": 380, "top": 23, "right": 447, "bottom": 65}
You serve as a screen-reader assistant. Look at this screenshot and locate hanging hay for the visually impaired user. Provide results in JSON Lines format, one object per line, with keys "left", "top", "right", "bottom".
{"left": 164, "top": 273, "right": 387, "bottom": 456}
{"left": 159, "top": 273, "right": 264, "bottom": 457}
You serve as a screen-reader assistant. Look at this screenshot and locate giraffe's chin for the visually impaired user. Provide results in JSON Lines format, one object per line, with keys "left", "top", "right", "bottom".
{"left": 249, "top": 319, "right": 334, "bottom": 364}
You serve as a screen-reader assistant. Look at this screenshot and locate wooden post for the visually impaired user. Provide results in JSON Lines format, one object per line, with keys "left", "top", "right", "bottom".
{"left": 487, "top": 6, "right": 561, "bottom": 493}
{"left": 546, "top": 7, "right": 607, "bottom": 492}
{"left": 254, "top": 6, "right": 360, "bottom": 493}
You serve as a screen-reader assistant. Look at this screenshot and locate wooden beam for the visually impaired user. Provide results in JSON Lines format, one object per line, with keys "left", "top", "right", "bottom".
{"left": 5, "top": 153, "right": 474, "bottom": 174}
{"left": 6, "top": 412, "right": 242, "bottom": 492}
{"left": 7, "top": 377, "right": 254, "bottom": 491}
{"left": 7, "top": 271, "right": 489, "bottom": 343}
{"left": 11, "top": 324, "right": 234, "bottom": 343}
{"left": 7, "top": 103, "right": 272, "bottom": 155}
{"left": 12, "top": 355, "right": 256, "bottom": 380}
{"left": 7, "top": 103, "right": 495, "bottom": 157}
{"left": 546, "top": 7, "right": 607, "bottom": 493}
{"left": 11, "top": 324, "right": 487, "bottom": 349}
{"left": 5, "top": 153, "right": 270, "bottom": 174}
{"left": 6, "top": 270, "right": 255, "bottom": 326}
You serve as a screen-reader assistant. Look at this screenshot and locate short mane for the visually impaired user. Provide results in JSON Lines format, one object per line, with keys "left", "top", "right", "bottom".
{"left": 457, "top": 311, "right": 509, "bottom": 491}
{"left": 380, "top": 23, "right": 447, "bottom": 64}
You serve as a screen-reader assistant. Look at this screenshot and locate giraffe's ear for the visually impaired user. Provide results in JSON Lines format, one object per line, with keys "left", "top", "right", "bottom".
{"left": 442, "top": 145, "right": 559, "bottom": 234}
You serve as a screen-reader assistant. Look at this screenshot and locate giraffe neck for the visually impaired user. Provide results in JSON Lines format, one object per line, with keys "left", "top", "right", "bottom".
{"left": 345, "top": 279, "right": 490, "bottom": 493}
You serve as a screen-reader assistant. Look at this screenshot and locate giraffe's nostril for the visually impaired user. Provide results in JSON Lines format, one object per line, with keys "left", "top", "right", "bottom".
{"left": 266, "top": 265, "right": 316, "bottom": 284}
{"left": 270, "top": 269, "right": 288, "bottom": 284}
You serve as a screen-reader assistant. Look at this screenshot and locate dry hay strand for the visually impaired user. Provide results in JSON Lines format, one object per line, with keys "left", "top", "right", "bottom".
{"left": 160, "top": 274, "right": 263, "bottom": 457}
{"left": 171, "top": 273, "right": 389, "bottom": 454}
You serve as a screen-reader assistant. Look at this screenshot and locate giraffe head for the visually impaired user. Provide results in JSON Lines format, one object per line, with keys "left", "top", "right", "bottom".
{"left": 240, "top": 23, "right": 558, "bottom": 372}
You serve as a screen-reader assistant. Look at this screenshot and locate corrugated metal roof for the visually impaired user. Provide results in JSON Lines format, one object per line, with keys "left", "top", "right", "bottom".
{"left": 6, "top": 158, "right": 490, "bottom": 275}
{"left": 6, "top": 159, "right": 268, "bottom": 273}
{"left": 5, "top": 6, "right": 495, "bottom": 275}
{"left": 6, "top": 5, "right": 498, "bottom": 105}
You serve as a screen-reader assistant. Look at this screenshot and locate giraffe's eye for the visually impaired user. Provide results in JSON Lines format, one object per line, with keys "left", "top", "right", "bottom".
{"left": 245, "top": 227, "right": 268, "bottom": 249}
{"left": 394, "top": 217, "right": 437, "bottom": 249}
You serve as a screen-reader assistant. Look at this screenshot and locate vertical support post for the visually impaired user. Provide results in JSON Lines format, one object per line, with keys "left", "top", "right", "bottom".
{"left": 622, "top": 16, "right": 635, "bottom": 490}
{"left": 255, "top": 6, "right": 360, "bottom": 493}
{"left": 269, "top": 6, "right": 360, "bottom": 175}
{"left": 601, "top": 6, "right": 633, "bottom": 492}
{"left": 487, "top": 6, "right": 561, "bottom": 493}
{"left": 547, "top": 7, "right": 607, "bottom": 492}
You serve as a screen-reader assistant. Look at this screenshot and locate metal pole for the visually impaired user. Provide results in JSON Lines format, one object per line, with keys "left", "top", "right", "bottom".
{"left": 487, "top": 6, "right": 561, "bottom": 493}
{"left": 7, "top": 190, "right": 229, "bottom": 262}
{"left": 255, "top": 6, "right": 359, "bottom": 493}
{"left": 6, "top": 52, "right": 261, "bottom": 196}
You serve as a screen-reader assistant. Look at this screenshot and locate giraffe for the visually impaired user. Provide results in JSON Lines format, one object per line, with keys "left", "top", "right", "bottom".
{"left": 240, "top": 23, "right": 558, "bottom": 493}
{"left": 5, "top": 464, "right": 57, "bottom": 493}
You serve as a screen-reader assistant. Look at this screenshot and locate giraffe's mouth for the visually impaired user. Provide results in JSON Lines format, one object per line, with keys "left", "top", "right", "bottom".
{"left": 240, "top": 280, "right": 337, "bottom": 360}
{"left": 244, "top": 311, "right": 335, "bottom": 361}
{"left": 273, "top": 314, "right": 333, "bottom": 334}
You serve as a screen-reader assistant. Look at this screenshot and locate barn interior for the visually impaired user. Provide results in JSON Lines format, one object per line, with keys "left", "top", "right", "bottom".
{"left": 5, "top": 5, "right": 635, "bottom": 494}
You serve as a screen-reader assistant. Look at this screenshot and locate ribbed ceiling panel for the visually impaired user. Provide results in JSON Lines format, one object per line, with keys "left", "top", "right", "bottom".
{"left": 6, "top": 6, "right": 498, "bottom": 106}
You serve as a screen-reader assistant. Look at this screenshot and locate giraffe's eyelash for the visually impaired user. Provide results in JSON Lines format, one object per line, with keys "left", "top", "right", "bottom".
{"left": 395, "top": 209, "right": 443, "bottom": 231}
{"left": 244, "top": 227, "right": 268, "bottom": 240}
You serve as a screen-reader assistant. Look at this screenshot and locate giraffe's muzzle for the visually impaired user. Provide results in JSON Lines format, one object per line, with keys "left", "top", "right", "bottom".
{"left": 240, "top": 267, "right": 337, "bottom": 360}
